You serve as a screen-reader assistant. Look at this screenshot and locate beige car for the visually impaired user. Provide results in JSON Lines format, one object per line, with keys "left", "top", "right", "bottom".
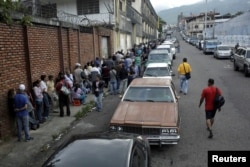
{"left": 110, "top": 78, "right": 180, "bottom": 145}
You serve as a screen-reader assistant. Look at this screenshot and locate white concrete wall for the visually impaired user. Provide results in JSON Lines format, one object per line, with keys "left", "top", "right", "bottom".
{"left": 131, "top": 0, "right": 142, "bottom": 14}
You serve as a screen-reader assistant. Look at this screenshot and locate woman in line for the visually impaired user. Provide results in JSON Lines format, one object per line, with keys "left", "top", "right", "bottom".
{"left": 71, "top": 83, "right": 87, "bottom": 105}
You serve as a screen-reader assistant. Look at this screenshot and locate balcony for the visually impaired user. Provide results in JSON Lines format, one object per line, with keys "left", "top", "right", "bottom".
{"left": 126, "top": 5, "right": 141, "bottom": 24}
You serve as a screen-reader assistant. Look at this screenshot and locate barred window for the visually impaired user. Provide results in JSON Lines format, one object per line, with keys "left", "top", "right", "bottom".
{"left": 77, "top": 0, "right": 99, "bottom": 15}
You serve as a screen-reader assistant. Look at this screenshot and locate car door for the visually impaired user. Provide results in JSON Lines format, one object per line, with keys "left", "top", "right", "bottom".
{"left": 130, "top": 145, "right": 148, "bottom": 167}
{"left": 239, "top": 49, "right": 246, "bottom": 67}
{"left": 235, "top": 49, "right": 242, "bottom": 65}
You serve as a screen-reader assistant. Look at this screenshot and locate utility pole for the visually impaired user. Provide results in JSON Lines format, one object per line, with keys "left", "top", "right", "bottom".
{"left": 204, "top": 0, "right": 207, "bottom": 40}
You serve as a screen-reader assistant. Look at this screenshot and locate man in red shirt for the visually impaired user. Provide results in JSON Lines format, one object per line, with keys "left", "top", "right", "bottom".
{"left": 199, "top": 78, "right": 222, "bottom": 139}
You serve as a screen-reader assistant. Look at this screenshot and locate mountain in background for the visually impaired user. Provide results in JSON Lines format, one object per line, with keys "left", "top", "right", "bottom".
{"left": 158, "top": 0, "right": 250, "bottom": 24}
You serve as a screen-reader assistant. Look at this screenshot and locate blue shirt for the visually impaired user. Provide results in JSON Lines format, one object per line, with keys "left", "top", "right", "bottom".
{"left": 14, "top": 93, "right": 29, "bottom": 117}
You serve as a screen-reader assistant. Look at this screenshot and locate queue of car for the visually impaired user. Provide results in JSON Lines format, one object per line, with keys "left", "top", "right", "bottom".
{"left": 181, "top": 31, "right": 250, "bottom": 78}
{"left": 109, "top": 39, "right": 181, "bottom": 146}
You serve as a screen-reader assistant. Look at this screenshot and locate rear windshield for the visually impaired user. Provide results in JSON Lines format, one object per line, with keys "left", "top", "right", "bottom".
{"left": 148, "top": 54, "right": 170, "bottom": 61}
{"left": 218, "top": 46, "right": 230, "bottom": 50}
{"left": 144, "top": 67, "right": 171, "bottom": 77}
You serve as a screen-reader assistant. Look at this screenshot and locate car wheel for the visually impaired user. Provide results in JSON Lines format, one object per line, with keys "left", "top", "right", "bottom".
{"left": 234, "top": 62, "right": 239, "bottom": 71}
{"left": 244, "top": 67, "right": 249, "bottom": 77}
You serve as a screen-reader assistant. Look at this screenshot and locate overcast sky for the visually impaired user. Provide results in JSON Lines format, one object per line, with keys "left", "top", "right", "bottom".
{"left": 150, "top": 0, "right": 203, "bottom": 12}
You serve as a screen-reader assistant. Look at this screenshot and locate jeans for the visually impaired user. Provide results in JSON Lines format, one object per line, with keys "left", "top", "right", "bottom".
{"left": 76, "top": 94, "right": 87, "bottom": 104}
{"left": 42, "top": 93, "right": 50, "bottom": 118}
{"left": 179, "top": 75, "right": 189, "bottom": 94}
{"left": 119, "top": 79, "right": 128, "bottom": 94}
{"left": 135, "top": 65, "right": 141, "bottom": 77}
{"left": 94, "top": 92, "right": 103, "bottom": 112}
{"left": 35, "top": 100, "right": 43, "bottom": 122}
{"left": 110, "top": 80, "right": 117, "bottom": 95}
{"left": 16, "top": 115, "right": 30, "bottom": 140}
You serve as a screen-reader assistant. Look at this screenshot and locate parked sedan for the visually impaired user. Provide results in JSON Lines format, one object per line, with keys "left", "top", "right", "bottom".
{"left": 42, "top": 132, "right": 151, "bottom": 167}
{"left": 143, "top": 63, "right": 175, "bottom": 79}
{"left": 214, "top": 45, "right": 232, "bottom": 59}
{"left": 110, "top": 78, "right": 181, "bottom": 146}
{"left": 145, "top": 49, "right": 172, "bottom": 68}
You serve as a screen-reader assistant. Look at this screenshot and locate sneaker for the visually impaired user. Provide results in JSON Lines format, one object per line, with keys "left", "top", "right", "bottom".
{"left": 25, "top": 137, "right": 34, "bottom": 142}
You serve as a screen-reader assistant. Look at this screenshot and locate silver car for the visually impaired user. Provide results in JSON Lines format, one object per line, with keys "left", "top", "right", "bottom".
{"left": 213, "top": 45, "right": 232, "bottom": 59}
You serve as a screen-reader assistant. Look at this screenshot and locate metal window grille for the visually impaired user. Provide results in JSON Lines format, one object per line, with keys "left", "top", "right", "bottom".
{"left": 77, "top": 0, "right": 99, "bottom": 15}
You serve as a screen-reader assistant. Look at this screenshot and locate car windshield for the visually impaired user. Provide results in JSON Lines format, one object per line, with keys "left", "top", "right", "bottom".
{"left": 123, "top": 87, "right": 174, "bottom": 102}
{"left": 144, "top": 67, "right": 171, "bottom": 77}
{"left": 218, "top": 46, "right": 230, "bottom": 50}
{"left": 148, "top": 54, "right": 170, "bottom": 61}
{"left": 247, "top": 51, "right": 250, "bottom": 58}
{"left": 206, "top": 41, "right": 218, "bottom": 45}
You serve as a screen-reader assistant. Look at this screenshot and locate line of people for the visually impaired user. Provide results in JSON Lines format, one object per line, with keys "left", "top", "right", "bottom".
{"left": 7, "top": 42, "right": 153, "bottom": 142}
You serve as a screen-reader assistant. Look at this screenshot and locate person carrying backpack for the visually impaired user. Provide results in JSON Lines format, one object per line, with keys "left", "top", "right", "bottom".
{"left": 198, "top": 78, "right": 224, "bottom": 139}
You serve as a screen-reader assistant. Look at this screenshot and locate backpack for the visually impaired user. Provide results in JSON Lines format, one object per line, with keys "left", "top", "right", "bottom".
{"left": 214, "top": 88, "right": 225, "bottom": 110}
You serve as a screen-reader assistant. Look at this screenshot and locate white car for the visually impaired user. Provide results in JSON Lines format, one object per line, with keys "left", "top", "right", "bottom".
{"left": 214, "top": 45, "right": 232, "bottom": 59}
{"left": 145, "top": 49, "right": 172, "bottom": 68}
{"left": 143, "top": 63, "right": 174, "bottom": 80}
{"left": 161, "top": 41, "right": 176, "bottom": 59}
{"left": 156, "top": 45, "right": 173, "bottom": 61}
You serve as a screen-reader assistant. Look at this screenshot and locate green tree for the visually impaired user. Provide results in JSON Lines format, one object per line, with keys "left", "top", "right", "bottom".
{"left": 0, "top": 0, "right": 31, "bottom": 25}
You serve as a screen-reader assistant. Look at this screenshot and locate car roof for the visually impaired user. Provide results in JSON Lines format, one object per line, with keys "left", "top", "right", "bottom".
{"left": 150, "top": 49, "right": 169, "bottom": 54}
{"left": 43, "top": 132, "right": 140, "bottom": 167}
{"left": 130, "top": 78, "right": 172, "bottom": 87}
{"left": 146, "top": 63, "right": 169, "bottom": 68}
{"left": 238, "top": 46, "right": 250, "bottom": 50}
{"left": 162, "top": 41, "right": 173, "bottom": 44}
{"left": 157, "top": 45, "right": 171, "bottom": 49}
{"left": 217, "top": 45, "right": 230, "bottom": 47}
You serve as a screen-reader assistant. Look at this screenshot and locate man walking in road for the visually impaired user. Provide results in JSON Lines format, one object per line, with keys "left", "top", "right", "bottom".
{"left": 199, "top": 78, "right": 222, "bottom": 139}
{"left": 177, "top": 57, "right": 192, "bottom": 95}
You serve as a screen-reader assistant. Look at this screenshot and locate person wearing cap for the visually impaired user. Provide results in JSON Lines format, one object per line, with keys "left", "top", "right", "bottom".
{"left": 13, "top": 84, "right": 33, "bottom": 142}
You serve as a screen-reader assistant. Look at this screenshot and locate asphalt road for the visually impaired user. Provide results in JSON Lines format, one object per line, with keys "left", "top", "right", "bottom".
{"left": 150, "top": 33, "right": 250, "bottom": 167}
{"left": 31, "top": 32, "right": 250, "bottom": 167}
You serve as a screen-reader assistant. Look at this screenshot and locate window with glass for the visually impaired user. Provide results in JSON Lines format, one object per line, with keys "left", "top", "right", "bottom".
{"left": 144, "top": 67, "right": 171, "bottom": 77}
{"left": 123, "top": 87, "right": 174, "bottom": 102}
{"left": 246, "top": 51, "right": 250, "bottom": 58}
{"left": 77, "top": 0, "right": 99, "bottom": 15}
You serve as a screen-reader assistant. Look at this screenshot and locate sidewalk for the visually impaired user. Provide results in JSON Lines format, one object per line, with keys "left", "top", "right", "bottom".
{"left": 0, "top": 93, "right": 97, "bottom": 167}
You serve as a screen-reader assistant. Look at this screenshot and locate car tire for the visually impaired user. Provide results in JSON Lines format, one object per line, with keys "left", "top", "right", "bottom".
{"left": 234, "top": 62, "right": 239, "bottom": 71}
{"left": 244, "top": 67, "right": 249, "bottom": 77}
